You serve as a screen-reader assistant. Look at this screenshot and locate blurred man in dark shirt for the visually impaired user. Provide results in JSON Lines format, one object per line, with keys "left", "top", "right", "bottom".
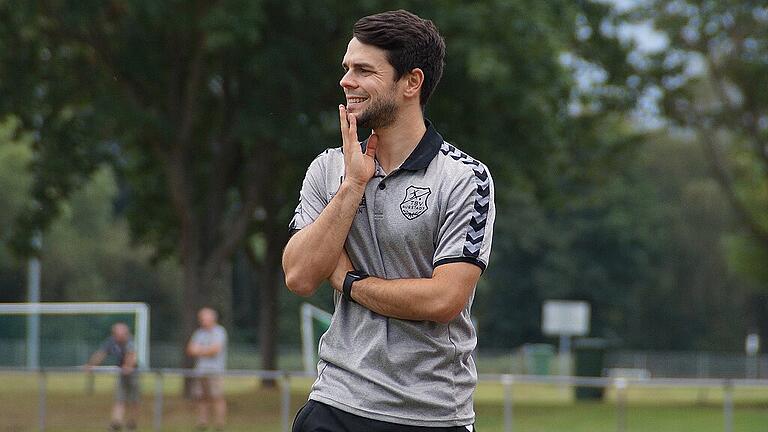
{"left": 86, "top": 322, "right": 139, "bottom": 431}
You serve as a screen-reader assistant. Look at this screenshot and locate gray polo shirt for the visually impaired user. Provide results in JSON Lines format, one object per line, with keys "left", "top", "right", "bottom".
{"left": 190, "top": 324, "right": 228, "bottom": 372}
{"left": 289, "top": 120, "right": 495, "bottom": 427}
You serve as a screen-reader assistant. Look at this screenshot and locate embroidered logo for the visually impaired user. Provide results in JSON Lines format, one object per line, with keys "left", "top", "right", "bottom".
{"left": 400, "top": 186, "right": 431, "bottom": 220}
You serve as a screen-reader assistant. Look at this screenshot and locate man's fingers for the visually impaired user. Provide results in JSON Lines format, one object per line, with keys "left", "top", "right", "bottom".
{"left": 339, "top": 104, "right": 349, "bottom": 133}
{"left": 348, "top": 112, "right": 358, "bottom": 147}
{"left": 340, "top": 104, "right": 361, "bottom": 156}
{"left": 339, "top": 105, "right": 350, "bottom": 151}
{"left": 365, "top": 132, "right": 378, "bottom": 158}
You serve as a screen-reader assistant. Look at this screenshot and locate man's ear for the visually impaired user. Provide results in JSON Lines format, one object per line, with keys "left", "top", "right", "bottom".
{"left": 403, "top": 68, "right": 424, "bottom": 100}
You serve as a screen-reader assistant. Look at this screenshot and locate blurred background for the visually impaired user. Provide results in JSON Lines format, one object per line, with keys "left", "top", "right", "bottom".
{"left": 1, "top": 0, "right": 768, "bottom": 430}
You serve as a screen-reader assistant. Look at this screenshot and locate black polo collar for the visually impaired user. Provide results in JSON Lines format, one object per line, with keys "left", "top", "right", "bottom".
{"left": 359, "top": 119, "right": 443, "bottom": 171}
{"left": 400, "top": 119, "right": 443, "bottom": 171}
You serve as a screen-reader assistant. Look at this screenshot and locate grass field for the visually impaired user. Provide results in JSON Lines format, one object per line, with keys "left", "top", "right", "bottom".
{"left": 2, "top": 372, "right": 768, "bottom": 431}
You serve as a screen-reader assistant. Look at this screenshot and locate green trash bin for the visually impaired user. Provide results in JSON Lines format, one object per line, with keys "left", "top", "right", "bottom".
{"left": 522, "top": 343, "right": 554, "bottom": 375}
{"left": 574, "top": 338, "right": 608, "bottom": 400}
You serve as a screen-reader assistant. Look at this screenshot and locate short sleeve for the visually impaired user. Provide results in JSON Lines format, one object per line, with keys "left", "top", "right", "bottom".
{"left": 190, "top": 329, "right": 202, "bottom": 344}
{"left": 433, "top": 163, "right": 495, "bottom": 271}
{"left": 215, "top": 327, "right": 228, "bottom": 345}
{"left": 289, "top": 151, "right": 330, "bottom": 233}
{"left": 125, "top": 340, "right": 136, "bottom": 353}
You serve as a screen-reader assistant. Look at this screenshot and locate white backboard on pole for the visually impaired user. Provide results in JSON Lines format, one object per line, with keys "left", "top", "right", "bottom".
{"left": 542, "top": 300, "right": 590, "bottom": 337}
{"left": 746, "top": 333, "right": 760, "bottom": 356}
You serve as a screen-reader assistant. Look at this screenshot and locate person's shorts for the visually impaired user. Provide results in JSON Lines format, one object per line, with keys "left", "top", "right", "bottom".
{"left": 115, "top": 373, "right": 140, "bottom": 403}
{"left": 191, "top": 375, "right": 225, "bottom": 400}
{"left": 292, "top": 400, "right": 475, "bottom": 432}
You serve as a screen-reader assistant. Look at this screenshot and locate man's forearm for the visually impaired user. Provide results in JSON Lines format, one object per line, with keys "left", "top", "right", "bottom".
{"left": 283, "top": 180, "right": 367, "bottom": 296}
{"left": 123, "top": 352, "right": 137, "bottom": 369}
{"left": 198, "top": 344, "right": 222, "bottom": 357}
{"left": 347, "top": 276, "right": 453, "bottom": 322}
{"left": 87, "top": 351, "right": 105, "bottom": 367}
{"left": 330, "top": 253, "right": 480, "bottom": 323}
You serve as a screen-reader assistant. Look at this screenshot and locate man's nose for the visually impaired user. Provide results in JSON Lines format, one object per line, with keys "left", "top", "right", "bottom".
{"left": 340, "top": 70, "right": 356, "bottom": 89}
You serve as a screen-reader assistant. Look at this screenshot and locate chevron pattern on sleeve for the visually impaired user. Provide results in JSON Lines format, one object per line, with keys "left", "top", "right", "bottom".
{"left": 288, "top": 196, "right": 302, "bottom": 231}
{"left": 440, "top": 143, "right": 491, "bottom": 258}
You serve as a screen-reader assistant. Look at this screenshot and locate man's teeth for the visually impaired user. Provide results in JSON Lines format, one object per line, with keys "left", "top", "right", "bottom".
{"left": 348, "top": 97, "right": 368, "bottom": 103}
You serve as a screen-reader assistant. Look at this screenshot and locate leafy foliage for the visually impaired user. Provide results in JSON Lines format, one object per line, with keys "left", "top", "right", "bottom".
{"left": 0, "top": 117, "right": 35, "bottom": 302}
{"left": 1, "top": 0, "right": 759, "bottom": 354}
{"left": 629, "top": 1, "right": 768, "bottom": 286}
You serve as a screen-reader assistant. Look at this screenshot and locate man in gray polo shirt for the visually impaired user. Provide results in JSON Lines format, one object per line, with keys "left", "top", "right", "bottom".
{"left": 283, "top": 9, "right": 495, "bottom": 432}
{"left": 187, "top": 307, "right": 228, "bottom": 431}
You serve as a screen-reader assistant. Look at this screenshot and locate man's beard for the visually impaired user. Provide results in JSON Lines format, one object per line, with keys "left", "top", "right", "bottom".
{"left": 357, "top": 93, "right": 398, "bottom": 129}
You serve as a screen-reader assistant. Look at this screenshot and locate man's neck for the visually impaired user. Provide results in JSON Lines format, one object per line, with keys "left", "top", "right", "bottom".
{"left": 372, "top": 105, "right": 427, "bottom": 174}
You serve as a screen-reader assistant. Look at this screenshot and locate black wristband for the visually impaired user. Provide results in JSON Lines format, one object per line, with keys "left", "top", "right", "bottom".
{"left": 343, "top": 270, "right": 369, "bottom": 303}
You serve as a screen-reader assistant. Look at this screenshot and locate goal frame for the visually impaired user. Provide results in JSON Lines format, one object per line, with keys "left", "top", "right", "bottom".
{"left": 0, "top": 302, "right": 150, "bottom": 368}
{"left": 300, "top": 302, "right": 332, "bottom": 375}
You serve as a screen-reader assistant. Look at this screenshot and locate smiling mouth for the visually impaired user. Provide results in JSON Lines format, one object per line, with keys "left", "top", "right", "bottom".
{"left": 346, "top": 96, "right": 369, "bottom": 105}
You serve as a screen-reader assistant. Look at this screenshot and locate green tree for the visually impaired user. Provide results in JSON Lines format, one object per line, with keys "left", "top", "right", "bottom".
{"left": 1, "top": 0, "right": 642, "bottom": 366}
{"left": 428, "top": 2, "right": 642, "bottom": 347}
{"left": 625, "top": 134, "right": 757, "bottom": 350}
{"left": 41, "top": 166, "right": 184, "bottom": 341}
{"left": 0, "top": 1, "right": 351, "bottom": 374}
{"left": 475, "top": 118, "right": 667, "bottom": 348}
{"left": 0, "top": 116, "right": 34, "bottom": 302}
{"left": 632, "top": 1, "right": 768, "bottom": 287}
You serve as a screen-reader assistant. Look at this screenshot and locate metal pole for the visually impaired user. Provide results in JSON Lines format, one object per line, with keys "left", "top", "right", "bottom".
{"left": 85, "top": 371, "right": 95, "bottom": 395}
{"left": 502, "top": 374, "right": 513, "bottom": 432}
{"left": 27, "top": 233, "right": 42, "bottom": 370}
{"left": 615, "top": 378, "right": 627, "bottom": 432}
{"left": 559, "top": 334, "right": 571, "bottom": 375}
{"left": 301, "top": 305, "right": 314, "bottom": 375}
{"left": 281, "top": 373, "right": 292, "bottom": 432}
{"left": 136, "top": 305, "right": 150, "bottom": 369}
{"left": 559, "top": 335, "right": 571, "bottom": 396}
{"left": 37, "top": 369, "right": 46, "bottom": 431}
{"left": 723, "top": 380, "right": 733, "bottom": 432}
{"left": 153, "top": 371, "right": 164, "bottom": 432}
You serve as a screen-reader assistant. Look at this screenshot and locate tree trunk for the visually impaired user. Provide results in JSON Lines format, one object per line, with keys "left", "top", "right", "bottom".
{"left": 257, "top": 230, "right": 282, "bottom": 387}
{"left": 181, "top": 262, "right": 204, "bottom": 342}
{"left": 241, "top": 190, "right": 290, "bottom": 388}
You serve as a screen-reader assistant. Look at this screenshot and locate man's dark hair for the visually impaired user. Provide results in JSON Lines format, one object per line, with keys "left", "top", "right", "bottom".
{"left": 353, "top": 10, "right": 446, "bottom": 108}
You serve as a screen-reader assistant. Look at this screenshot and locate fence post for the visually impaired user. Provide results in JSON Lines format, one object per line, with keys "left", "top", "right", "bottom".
{"left": 153, "top": 371, "right": 164, "bottom": 432}
{"left": 85, "top": 371, "right": 95, "bottom": 396}
{"left": 281, "top": 372, "right": 292, "bottom": 432}
{"left": 723, "top": 380, "right": 733, "bottom": 432}
{"left": 37, "top": 369, "right": 46, "bottom": 432}
{"left": 615, "top": 377, "right": 627, "bottom": 432}
{"left": 502, "top": 374, "right": 514, "bottom": 432}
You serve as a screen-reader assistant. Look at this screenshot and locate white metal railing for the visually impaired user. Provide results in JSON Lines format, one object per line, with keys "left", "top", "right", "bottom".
{"left": 605, "top": 350, "right": 768, "bottom": 379}
{"left": 0, "top": 366, "right": 300, "bottom": 432}
{"left": 2, "top": 367, "right": 767, "bottom": 432}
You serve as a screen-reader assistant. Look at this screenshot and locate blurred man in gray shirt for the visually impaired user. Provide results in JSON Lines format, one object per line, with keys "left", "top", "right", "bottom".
{"left": 187, "top": 307, "right": 228, "bottom": 431}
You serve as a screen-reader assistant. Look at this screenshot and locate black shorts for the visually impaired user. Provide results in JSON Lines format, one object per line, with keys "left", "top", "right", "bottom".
{"left": 292, "top": 400, "right": 475, "bottom": 432}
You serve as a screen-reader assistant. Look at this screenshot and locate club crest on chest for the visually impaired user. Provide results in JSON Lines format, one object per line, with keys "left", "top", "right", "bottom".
{"left": 400, "top": 186, "right": 431, "bottom": 220}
